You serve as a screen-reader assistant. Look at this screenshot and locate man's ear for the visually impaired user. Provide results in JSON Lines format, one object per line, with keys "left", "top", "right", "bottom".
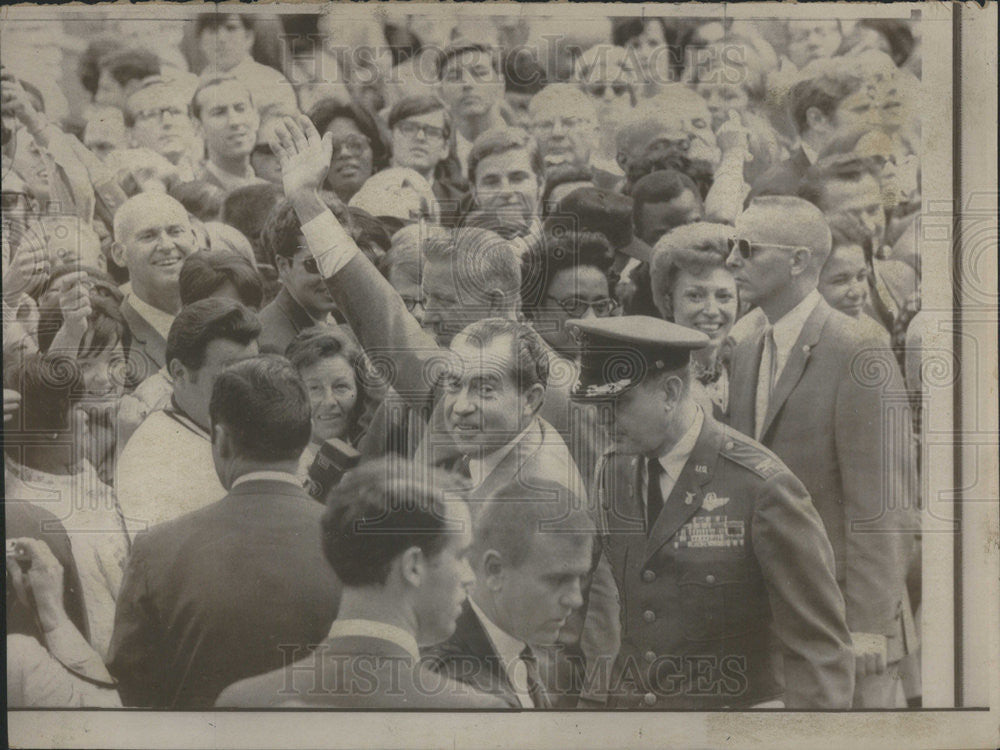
{"left": 110, "top": 240, "right": 127, "bottom": 269}
{"left": 662, "top": 373, "right": 685, "bottom": 411}
{"left": 486, "top": 288, "right": 510, "bottom": 317}
{"left": 805, "top": 106, "right": 829, "bottom": 134}
{"left": 481, "top": 549, "right": 504, "bottom": 591}
{"left": 522, "top": 382, "right": 545, "bottom": 419}
{"left": 167, "top": 358, "right": 186, "bottom": 383}
{"left": 615, "top": 149, "right": 629, "bottom": 172}
{"left": 789, "top": 246, "right": 812, "bottom": 276}
{"left": 212, "top": 421, "right": 232, "bottom": 458}
{"left": 274, "top": 254, "right": 290, "bottom": 281}
{"left": 399, "top": 545, "right": 425, "bottom": 588}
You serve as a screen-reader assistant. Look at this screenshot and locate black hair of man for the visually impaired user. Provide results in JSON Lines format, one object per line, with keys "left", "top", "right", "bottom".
{"left": 320, "top": 458, "right": 466, "bottom": 587}
{"left": 165, "top": 297, "right": 261, "bottom": 372}
{"left": 179, "top": 252, "right": 265, "bottom": 310}
{"left": 208, "top": 354, "right": 311, "bottom": 464}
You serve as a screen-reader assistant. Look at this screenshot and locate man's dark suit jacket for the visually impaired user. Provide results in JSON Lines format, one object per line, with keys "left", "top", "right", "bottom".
{"left": 748, "top": 147, "right": 811, "bottom": 202}
{"left": 424, "top": 601, "right": 523, "bottom": 708}
{"left": 107, "top": 478, "right": 341, "bottom": 708}
{"left": 216, "top": 631, "right": 506, "bottom": 708}
{"left": 119, "top": 297, "right": 168, "bottom": 383}
{"left": 257, "top": 286, "right": 319, "bottom": 355}
{"left": 727, "top": 298, "right": 918, "bottom": 663}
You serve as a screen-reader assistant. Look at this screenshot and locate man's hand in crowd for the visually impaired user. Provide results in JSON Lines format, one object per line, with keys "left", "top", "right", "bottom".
{"left": 48, "top": 270, "right": 92, "bottom": 354}
{"left": 3, "top": 236, "right": 50, "bottom": 304}
{"left": 716, "top": 109, "right": 752, "bottom": 161}
{"left": 852, "top": 632, "right": 888, "bottom": 678}
{"left": 1, "top": 72, "right": 46, "bottom": 136}
{"left": 4, "top": 388, "right": 21, "bottom": 424}
{"left": 6, "top": 537, "right": 68, "bottom": 633}
{"left": 269, "top": 114, "right": 333, "bottom": 202}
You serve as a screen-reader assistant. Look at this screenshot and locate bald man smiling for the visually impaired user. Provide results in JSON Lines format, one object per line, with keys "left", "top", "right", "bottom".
{"left": 111, "top": 193, "right": 198, "bottom": 378}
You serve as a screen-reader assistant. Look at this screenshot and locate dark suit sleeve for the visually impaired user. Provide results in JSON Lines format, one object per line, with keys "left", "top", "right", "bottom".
{"left": 322, "top": 253, "right": 441, "bottom": 411}
{"left": 834, "top": 341, "right": 917, "bottom": 639}
{"left": 106, "top": 534, "right": 162, "bottom": 707}
{"left": 752, "top": 470, "right": 855, "bottom": 709}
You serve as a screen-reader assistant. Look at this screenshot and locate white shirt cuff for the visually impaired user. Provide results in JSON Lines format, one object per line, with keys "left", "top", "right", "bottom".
{"left": 300, "top": 210, "right": 359, "bottom": 278}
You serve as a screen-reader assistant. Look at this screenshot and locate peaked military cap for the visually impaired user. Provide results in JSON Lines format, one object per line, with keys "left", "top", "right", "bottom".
{"left": 567, "top": 316, "right": 709, "bottom": 401}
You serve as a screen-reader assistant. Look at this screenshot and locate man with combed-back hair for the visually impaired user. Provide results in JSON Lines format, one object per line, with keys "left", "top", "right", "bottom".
{"left": 115, "top": 298, "right": 260, "bottom": 539}
{"left": 216, "top": 459, "right": 505, "bottom": 709}
{"left": 109, "top": 356, "right": 340, "bottom": 708}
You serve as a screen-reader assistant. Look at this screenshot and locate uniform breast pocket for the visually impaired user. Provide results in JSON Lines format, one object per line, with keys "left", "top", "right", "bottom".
{"left": 676, "top": 563, "right": 753, "bottom": 642}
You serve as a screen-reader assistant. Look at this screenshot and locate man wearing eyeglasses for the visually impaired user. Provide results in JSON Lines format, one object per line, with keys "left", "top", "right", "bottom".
{"left": 192, "top": 76, "right": 268, "bottom": 193}
{"left": 387, "top": 95, "right": 468, "bottom": 227}
{"left": 725, "top": 196, "right": 918, "bottom": 708}
{"left": 126, "top": 78, "right": 199, "bottom": 182}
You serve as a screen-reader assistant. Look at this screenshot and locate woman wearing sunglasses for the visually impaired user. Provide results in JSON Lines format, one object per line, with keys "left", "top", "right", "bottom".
{"left": 650, "top": 222, "right": 740, "bottom": 417}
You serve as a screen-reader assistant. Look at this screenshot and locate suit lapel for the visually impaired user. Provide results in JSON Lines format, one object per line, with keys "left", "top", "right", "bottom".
{"left": 644, "top": 416, "right": 722, "bottom": 564}
{"left": 467, "top": 430, "right": 542, "bottom": 503}
{"left": 120, "top": 299, "right": 167, "bottom": 369}
{"left": 448, "top": 602, "right": 520, "bottom": 707}
{"left": 760, "top": 301, "right": 831, "bottom": 440}
{"left": 729, "top": 328, "right": 766, "bottom": 437}
{"left": 277, "top": 288, "right": 317, "bottom": 335}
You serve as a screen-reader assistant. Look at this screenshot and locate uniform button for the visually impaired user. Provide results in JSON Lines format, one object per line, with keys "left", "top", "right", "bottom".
{"left": 643, "top": 609, "right": 656, "bottom": 623}
{"left": 642, "top": 569, "right": 655, "bottom": 583}
{"left": 725, "top": 441, "right": 735, "bottom": 450}
{"left": 644, "top": 650, "right": 656, "bottom": 663}
{"left": 705, "top": 574, "right": 716, "bottom": 584}
{"left": 684, "top": 495, "right": 693, "bottom": 505}
{"left": 643, "top": 692, "right": 657, "bottom": 706}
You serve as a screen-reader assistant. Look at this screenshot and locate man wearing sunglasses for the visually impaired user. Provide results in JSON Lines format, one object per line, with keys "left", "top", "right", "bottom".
{"left": 725, "top": 196, "right": 918, "bottom": 708}
{"left": 256, "top": 198, "right": 344, "bottom": 356}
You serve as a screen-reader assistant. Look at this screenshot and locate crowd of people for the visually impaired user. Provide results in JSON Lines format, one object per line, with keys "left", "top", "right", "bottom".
{"left": 3, "top": 10, "right": 924, "bottom": 710}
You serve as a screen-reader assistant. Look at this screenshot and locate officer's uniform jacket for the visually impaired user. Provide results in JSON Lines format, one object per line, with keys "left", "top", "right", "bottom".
{"left": 594, "top": 412, "right": 854, "bottom": 709}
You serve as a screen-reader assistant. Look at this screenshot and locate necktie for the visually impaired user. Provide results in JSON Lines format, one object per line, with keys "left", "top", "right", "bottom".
{"left": 754, "top": 325, "right": 777, "bottom": 440}
{"left": 519, "top": 646, "right": 550, "bottom": 709}
{"left": 646, "top": 457, "right": 664, "bottom": 532}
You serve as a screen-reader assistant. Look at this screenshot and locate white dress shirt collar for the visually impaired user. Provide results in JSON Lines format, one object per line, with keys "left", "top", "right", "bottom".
{"left": 655, "top": 406, "right": 704, "bottom": 483}
{"left": 468, "top": 598, "right": 534, "bottom": 707}
{"left": 125, "top": 292, "right": 175, "bottom": 341}
{"left": 326, "top": 619, "right": 420, "bottom": 661}
{"left": 770, "top": 289, "right": 822, "bottom": 378}
{"left": 801, "top": 141, "right": 819, "bottom": 165}
{"left": 231, "top": 471, "right": 303, "bottom": 489}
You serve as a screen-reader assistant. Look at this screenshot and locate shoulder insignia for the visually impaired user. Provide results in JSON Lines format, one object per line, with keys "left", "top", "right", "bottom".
{"left": 720, "top": 431, "right": 785, "bottom": 480}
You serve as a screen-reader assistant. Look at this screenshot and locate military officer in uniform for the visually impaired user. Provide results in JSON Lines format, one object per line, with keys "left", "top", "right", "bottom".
{"left": 569, "top": 316, "right": 854, "bottom": 709}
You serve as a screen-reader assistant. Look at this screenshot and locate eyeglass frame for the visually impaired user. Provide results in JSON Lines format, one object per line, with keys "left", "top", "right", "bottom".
{"left": 330, "top": 134, "right": 372, "bottom": 156}
{"left": 546, "top": 295, "right": 620, "bottom": 317}
{"left": 727, "top": 237, "right": 806, "bottom": 261}
{"left": 394, "top": 120, "right": 447, "bottom": 142}
{"left": 400, "top": 295, "right": 427, "bottom": 313}
{"left": 133, "top": 105, "right": 189, "bottom": 123}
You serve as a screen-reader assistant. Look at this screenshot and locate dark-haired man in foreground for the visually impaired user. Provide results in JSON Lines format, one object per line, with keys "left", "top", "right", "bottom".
{"left": 216, "top": 459, "right": 505, "bottom": 709}
{"left": 108, "top": 356, "right": 340, "bottom": 708}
